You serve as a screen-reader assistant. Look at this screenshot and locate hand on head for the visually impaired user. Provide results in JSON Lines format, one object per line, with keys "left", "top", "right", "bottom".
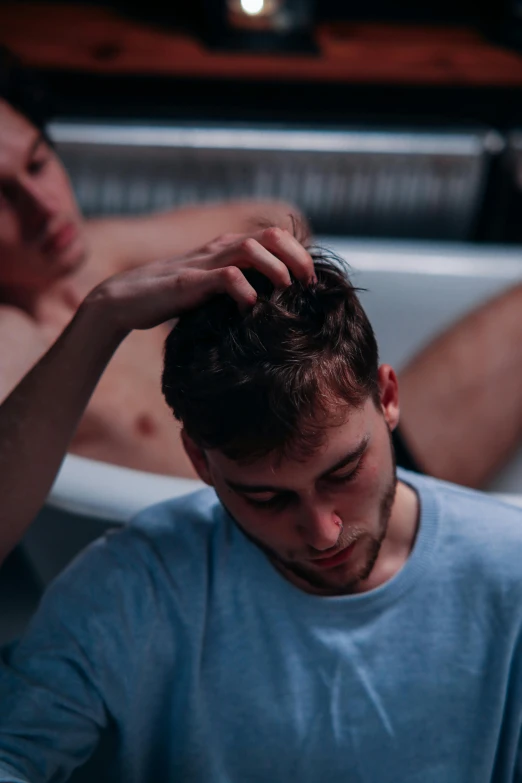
{"left": 85, "top": 227, "right": 316, "bottom": 334}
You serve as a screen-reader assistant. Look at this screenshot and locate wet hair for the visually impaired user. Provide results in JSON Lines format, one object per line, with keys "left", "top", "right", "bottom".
{"left": 0, "top": 46, "right": 53, "bottom": 138}
{"left": 162, "top": 241, "right": 380, "bottom": 463}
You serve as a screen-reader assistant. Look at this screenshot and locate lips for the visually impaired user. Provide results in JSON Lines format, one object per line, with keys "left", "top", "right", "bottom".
{"left": 311, "top": 541, "right": 357, "bottom": 569}
{"left": 41, "top": 222, "right": 77, "bottom": 255}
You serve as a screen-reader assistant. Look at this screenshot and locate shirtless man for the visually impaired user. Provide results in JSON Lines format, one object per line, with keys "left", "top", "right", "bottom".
{"left": 0, "top": 69, "right": 301, "bottom": 479}
{"left": 0, "top": 225, "right": 313, "bottom": 565}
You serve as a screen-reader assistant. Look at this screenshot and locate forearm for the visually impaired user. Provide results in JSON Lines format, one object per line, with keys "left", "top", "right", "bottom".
{"left": 0, "top": 299, "right": 126, "bottom": 564}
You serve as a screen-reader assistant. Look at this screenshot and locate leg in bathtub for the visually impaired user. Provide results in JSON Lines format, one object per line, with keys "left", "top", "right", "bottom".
{"left": 398, "top": 282, "right": 522, "bottom": 489}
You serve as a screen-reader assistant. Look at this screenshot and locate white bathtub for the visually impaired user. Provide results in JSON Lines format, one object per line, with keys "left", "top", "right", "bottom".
{"left": 340, "top": 239, "right": 522, "bottom": 495}
{"left": 23, "top": 239, "right": 522, "bottom": 586}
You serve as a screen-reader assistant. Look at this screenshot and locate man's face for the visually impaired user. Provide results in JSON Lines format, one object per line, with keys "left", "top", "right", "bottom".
{"left": 201, "top": 394, "right": 398, "bottom": 596}
{"left": 0, "top": 100, "right": 87, "bottom": 290}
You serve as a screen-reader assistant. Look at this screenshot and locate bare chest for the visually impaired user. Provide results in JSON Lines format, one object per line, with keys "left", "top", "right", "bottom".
{"left": 70, "top": 326, "right": 196, "bottom": 478}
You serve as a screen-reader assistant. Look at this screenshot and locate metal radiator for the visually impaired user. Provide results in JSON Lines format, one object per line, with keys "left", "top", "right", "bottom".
{"left": 48, "top": 122, "right": 503, "bottom": 239}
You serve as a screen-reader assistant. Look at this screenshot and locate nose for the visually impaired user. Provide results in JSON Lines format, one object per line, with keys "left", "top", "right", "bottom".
{"left": 297, "top": 504, "right": 343, "bottom": 552}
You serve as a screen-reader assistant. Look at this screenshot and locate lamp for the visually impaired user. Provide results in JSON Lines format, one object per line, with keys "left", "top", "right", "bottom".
{"left": 203, "top": 0, "right": 316, "bottom": 52}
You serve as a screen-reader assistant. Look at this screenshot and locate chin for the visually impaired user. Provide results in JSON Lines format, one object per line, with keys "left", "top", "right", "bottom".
{"left": 50, "top": 239, "right": 87, "bottom": 275}
{"left": 286, "top": 538, "right": 382, "bottom": 595}
{"left": 280, "top": 558, "right": 358, "bottom": 595}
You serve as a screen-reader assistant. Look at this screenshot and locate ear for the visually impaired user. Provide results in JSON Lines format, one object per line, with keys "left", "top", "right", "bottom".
{"left": 377, "top": 364, "right": 400, "bottom": 432}
{"left": 181, "top": 430, "right": 214, "bottom": 486}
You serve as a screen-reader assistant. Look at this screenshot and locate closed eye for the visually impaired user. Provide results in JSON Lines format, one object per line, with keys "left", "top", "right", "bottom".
{"left": 28, "top": 155, "right": 50, "bottom": 176}
{"left": 241, "top": 461, "right": 365, "bottom": 510}
{"left": 324, "top": 460, "right": 364, "bottom": 485}
{"left": 243, "top": 492, "right": 293, "bottom": 510}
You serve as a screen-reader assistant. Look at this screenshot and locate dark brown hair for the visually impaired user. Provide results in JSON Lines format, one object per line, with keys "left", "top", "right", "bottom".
{"left": 162, "top": 248, "right": 380, "bottom": 463}
{"left": 0, "top": 46, "right": 53, "bottom": 139}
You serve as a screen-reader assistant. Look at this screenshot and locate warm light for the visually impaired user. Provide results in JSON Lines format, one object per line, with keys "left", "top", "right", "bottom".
{"left": 240, "top": 0, "right": 265, "bottom": 15}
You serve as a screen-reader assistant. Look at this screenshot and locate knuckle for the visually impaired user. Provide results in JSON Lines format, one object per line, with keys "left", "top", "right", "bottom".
{"left": 221, "top": 265, "right": 242, "bottom": 283}
{"left": 262, "top": 226, "right": 284, "bottom": 244}
{"left": 239, "top": 237, "right": 258, "bottom": 254}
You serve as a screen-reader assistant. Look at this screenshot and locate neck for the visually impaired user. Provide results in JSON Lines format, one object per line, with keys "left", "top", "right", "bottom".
{"left": 358, "top": 479, "right": 419, "bottom": 593}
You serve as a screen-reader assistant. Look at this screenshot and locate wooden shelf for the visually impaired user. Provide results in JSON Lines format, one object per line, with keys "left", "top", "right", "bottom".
{"left": 2, "top": 2, "right": 522, "bottom": 86}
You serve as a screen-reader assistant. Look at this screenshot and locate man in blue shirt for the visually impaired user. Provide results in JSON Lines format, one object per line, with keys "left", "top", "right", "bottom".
{"left": 1, "top": 233, "right": 522, "bottom": 782}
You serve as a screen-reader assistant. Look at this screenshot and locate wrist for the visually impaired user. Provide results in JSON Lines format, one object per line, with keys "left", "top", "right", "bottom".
{"left": 77, "top": 288, "right": 131, "bottom": 347}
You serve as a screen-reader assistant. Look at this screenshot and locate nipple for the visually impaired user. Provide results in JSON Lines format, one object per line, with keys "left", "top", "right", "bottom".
{"left": 135, "top": 413, "right": 158, "bottom": 437}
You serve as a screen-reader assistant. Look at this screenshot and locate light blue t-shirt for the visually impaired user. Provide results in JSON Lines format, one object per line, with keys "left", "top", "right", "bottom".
{"left": 1, "top": 469, "right": 522, "bottom": 783}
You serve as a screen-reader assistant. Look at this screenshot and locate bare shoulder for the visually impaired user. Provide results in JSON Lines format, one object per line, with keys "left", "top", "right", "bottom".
{"left": 85, "top": 200, "right": 306, "bottom": 274}
{"left": 83, "top": 217, "right": 126, "bottom": 277}
{"left": 85, "top": 213, "right": 164, "bottom": 272}
{"left": 0, "top": 305, "right": 47, "bottom": 401}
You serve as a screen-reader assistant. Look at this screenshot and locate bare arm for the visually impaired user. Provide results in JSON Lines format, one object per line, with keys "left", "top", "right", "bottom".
{"left": 0, "top": 228, "right": 315, "bottom": 565}
{"left": 0, "top": 307, "right": 48, "bottom": 403}
{"left": 89, "top": 199, "right": 306, "bottom": 271}
{"left": 0, "top": 302, "right": 125, "bottom": 565}
{"left": 399, "top": 282, "right": 522, "bottom": 488}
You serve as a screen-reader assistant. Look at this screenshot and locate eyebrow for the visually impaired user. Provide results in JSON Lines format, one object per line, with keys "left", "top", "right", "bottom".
{"left": 225, "top": 435, "right": 370, "bottom": 495}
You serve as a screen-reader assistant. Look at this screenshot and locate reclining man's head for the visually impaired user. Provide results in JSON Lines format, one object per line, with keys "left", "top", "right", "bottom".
{"left": 0, "top": 47, "right": 87, "bottom": 293}
{"left": 163, "top": 253, "right": 401, "bottom": 596}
